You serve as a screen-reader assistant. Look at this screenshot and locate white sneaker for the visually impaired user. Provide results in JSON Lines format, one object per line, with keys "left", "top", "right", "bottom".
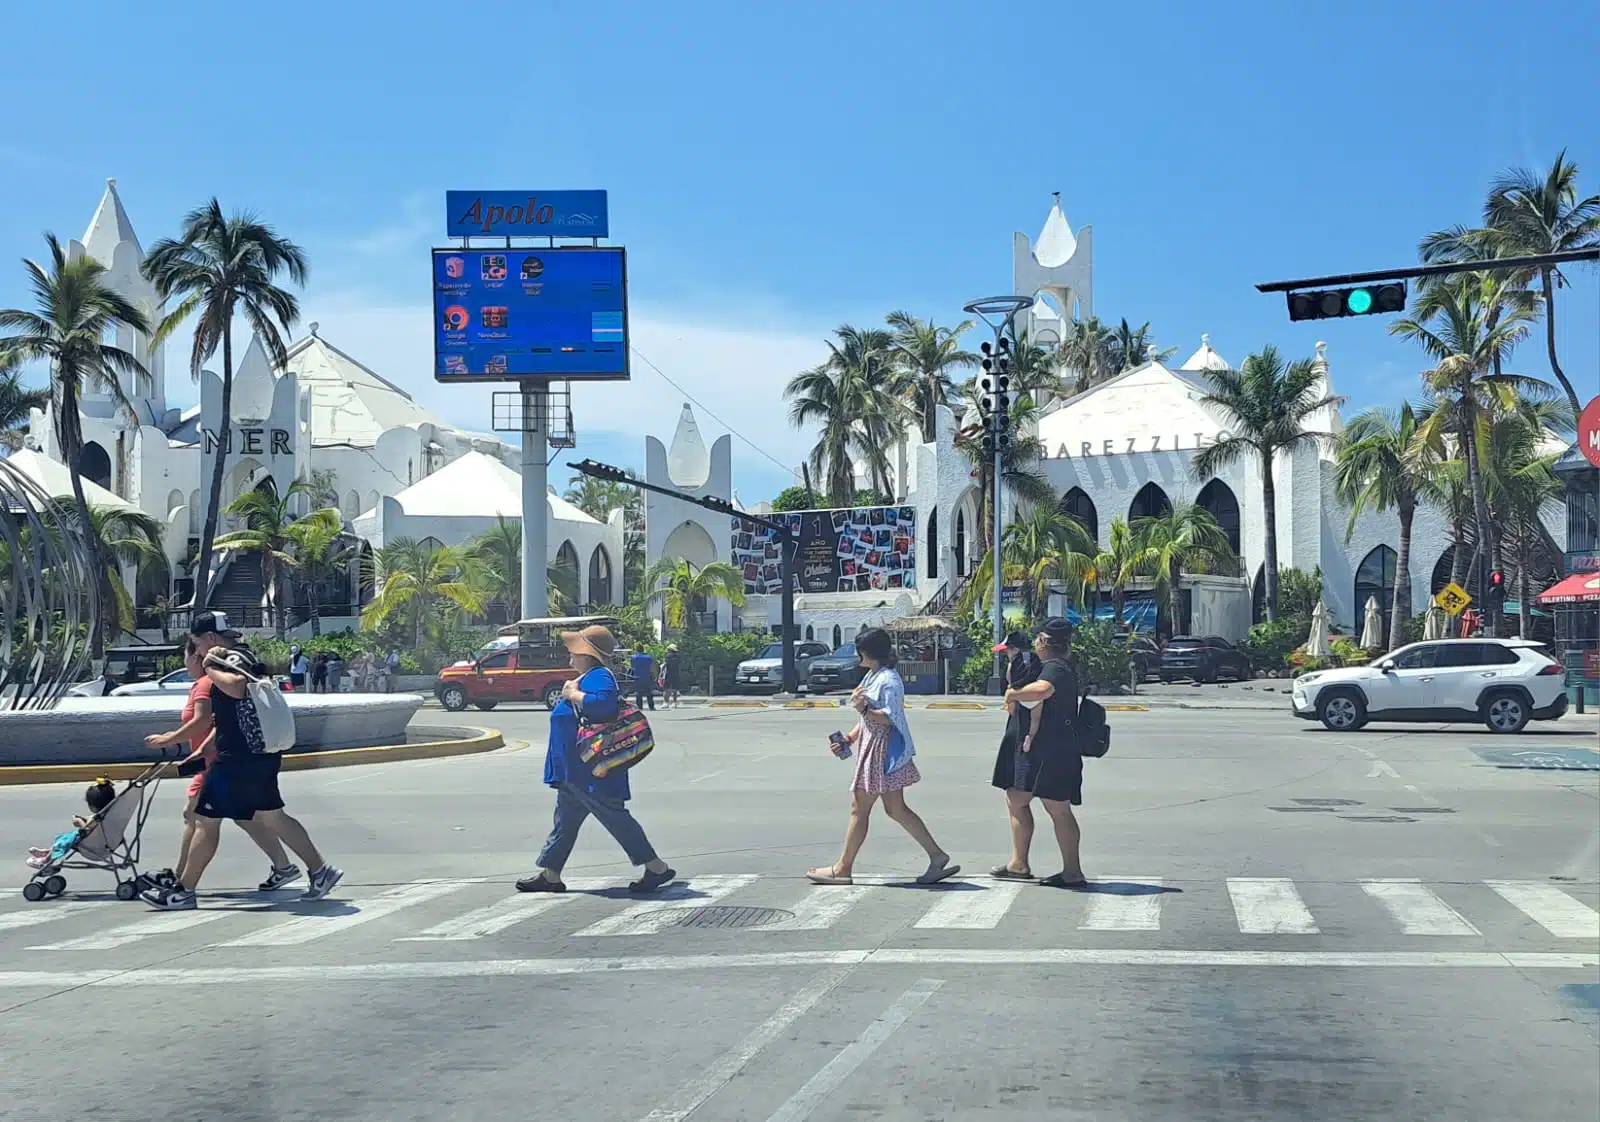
{"left": 301, "top": 864, "right": 343, "bottom": 900}
{"left": 142, "top": 886, "right": 196, "bottom": 910}
{"left": 258, "top": 864, "right": 302, "bottom": 891}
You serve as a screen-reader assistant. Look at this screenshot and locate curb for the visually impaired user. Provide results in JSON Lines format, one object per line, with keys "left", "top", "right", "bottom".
{"left": 925, "top": 701, "right": 988, "bottom": 711}
{"left": 0, "top": 727, "right": 505, "bottom": 787}
{"left": 707, "top": 700, "right": 769, "bottom": 709}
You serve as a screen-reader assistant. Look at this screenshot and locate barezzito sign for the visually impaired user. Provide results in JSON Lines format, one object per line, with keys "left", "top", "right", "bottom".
{"left": 201, "top": 427, "right": 292, "bottom": 456}
{"left": 1046, "top": 431, "right": 1230, "bottom": 458}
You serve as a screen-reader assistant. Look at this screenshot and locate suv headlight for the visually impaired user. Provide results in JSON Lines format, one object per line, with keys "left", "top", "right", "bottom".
{"left": 1296, "top": 672, "right": 1322, "bottom": 687}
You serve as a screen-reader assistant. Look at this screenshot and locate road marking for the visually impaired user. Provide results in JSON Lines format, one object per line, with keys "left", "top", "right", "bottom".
{"left": 396, "top": 880, "right": 609, "bottom": 942}
{"left": 1079, "top": 879, "right": 1164, "bottom": 931}
{"left": 1360, "top": 880, "right": 1480, "bottom": 936}
{"left": 28, "top": 909, "right": 233, "bottom": 950}
{"left": 765, "top": 886, "right": 871, "bottom": 931}
{"left": 1486, "top": 881, "right": 1600, "bottom": 939}
{"left": 640, "top": 967, "right": 854, "bottom": 1122}
{"left": 764, "top": 978, "right": 943, "bottom": 1122}
{"left": 1227, "top": 878, "right": 1319, "bottom": 934}
{"left": 0, "top": 902, "right": 100, "bottom": 936}
{"left": 0, "top": 949, "right": 1593, "bottom": 990}
{"left": 221, "top": 881, "right": 472, "bottom": 947}
{"left": 913, "top": 883, "right": 1022, "bottom": 929}
{"left": 572, "top": 875, "right": 758, "bottom": 937}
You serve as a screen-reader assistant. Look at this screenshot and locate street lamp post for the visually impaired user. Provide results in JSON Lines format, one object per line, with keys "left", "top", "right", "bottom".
{"left": 964, "top": 296, "right": 1032, "bottom": 693}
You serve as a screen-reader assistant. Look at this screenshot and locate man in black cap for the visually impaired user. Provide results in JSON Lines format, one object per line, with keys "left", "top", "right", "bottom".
{"left": 141, "top": 612, "right": 343, "bottom": 909}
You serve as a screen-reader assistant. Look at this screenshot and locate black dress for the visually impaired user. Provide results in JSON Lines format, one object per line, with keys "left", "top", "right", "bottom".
{"left": 990, "top": 651, "right": 1040, "bottom": 790}
{"left": 992, "top": 656, "right": 1082, "bottom": 804}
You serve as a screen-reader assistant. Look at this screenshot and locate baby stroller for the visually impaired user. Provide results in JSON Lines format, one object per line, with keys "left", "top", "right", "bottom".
{"left": 22, "top": 758, "right": 170, "bottom": 902}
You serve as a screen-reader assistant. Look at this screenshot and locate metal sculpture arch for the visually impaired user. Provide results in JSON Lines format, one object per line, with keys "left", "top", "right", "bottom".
{"left": 1, "top": 458, "right": 99, "bottom": 710}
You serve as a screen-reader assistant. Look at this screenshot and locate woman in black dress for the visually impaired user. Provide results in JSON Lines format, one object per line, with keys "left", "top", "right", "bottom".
{"left": 992, "top": 617, "right": 1084, "bottom": 887}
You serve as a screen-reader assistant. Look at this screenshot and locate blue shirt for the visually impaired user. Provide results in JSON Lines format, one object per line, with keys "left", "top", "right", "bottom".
{"left": 629, "top": 651, "right": 653, "bottom": 682}
{"left": 543, "top": 666, "right": 627, "bottom": 799}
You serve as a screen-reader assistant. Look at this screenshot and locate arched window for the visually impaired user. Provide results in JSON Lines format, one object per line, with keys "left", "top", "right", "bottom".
{"left": 1355, "top": 545, "right": 1399, "bottom": 641}
{"left": 166, "top": 489, "right": 185, "bottom": 519}
{"left": 926, "top": 510, "right": 939, "bottom": 580}
{"left": 588, "top": 544, "right": 614, "bottom": 606}
{"left": 418, "top": 536, "right": 446, "bottom": 554}
{"left": 1431, "top": 544, "right": 1461, "bottom": 595}
{"left": 553, "top": 540, "right": 580, "bottom": 607}
{"left": 188, "top": 490, "right": 201, "bottom": 536}
{"left": 77, "top": 442, "right": 111, "bottom": 491}
{"left": 367, "top": 491, "right": 381, "bottom": 517}
{"left": 1128, "top": 482, "right": 1172, "bottom": 524}
{"left": 954, "top": 508, "right": 967, "bottom": 578}
{"left": 1059, "top": 487, "right": 1099, "bottom": 544}
{"left": 832, "top": 624, "right": 842, "bottom": 648}
{"left": 344, "top": 491, "right": 361, "bottom": 520}
{"left": 1195, "top": 479, "right": 1241, "bottom": 557}
{"left": 1251, "top": 564, "right": 1266, "bottom": 625}
{"left": 805, "top": 624, "right": 815, "bottom": 641}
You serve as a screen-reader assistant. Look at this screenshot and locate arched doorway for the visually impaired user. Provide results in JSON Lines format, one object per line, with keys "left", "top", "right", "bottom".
{"left": 661, "top": 520, "right": 721, "bottom": 630}
{"left": 1355, "top": 545, "right": 1399, "bottom": 641}
{"left": 926, "top": 510, "right": 939, "bottom": 580}
{"left": 954, "top": 507, "right": 967, "bottom": 578}
{"left": 1252, "top": 563, "right": 1266, "bottom": 624}
{"left": 832, "top": 624, "right": 842, "bottom": 648}
{"left": 77, "top": 442, "right": 112, "bottom": 491}
{"left": 1431, "top": 544, "right": 1463, "bottom": 595}
{"left": 552, "top": 540, "right": 581, "bottom": 607}
{"left": 1195, "top": 479, "right": 1241, "bottom": 557}
{"left": 1128, "top": 482, "right": 1172, "bottom": 524}
{"left": 805, "top": 624, "right": 814, "bottom": 641}
{"left": 1059, "top": 486, "right": 1099, "bottom": 544}
{"left": 588, "top": 544, "right": 614, "bottom": 606}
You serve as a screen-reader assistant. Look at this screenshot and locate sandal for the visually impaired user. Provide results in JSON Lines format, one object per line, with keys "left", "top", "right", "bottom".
{"left": 916, "top": 859, "right": 961, "bottom": 886}
{"left": 1039, "top": 872, "right": 1089, "bottom": 889}
{"left": 806, "top": 865, "right": 853, "bottom": 885}
{"left": 990, "top": 865, "right": 1035, "bottom": 881}
{"left": 515, "top": 872, "right": 566, "bottom": 893}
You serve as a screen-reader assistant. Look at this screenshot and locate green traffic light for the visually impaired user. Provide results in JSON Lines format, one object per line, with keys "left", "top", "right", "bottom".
{"left": 1346, "top": 288, "right": 1374, "bottom": 314}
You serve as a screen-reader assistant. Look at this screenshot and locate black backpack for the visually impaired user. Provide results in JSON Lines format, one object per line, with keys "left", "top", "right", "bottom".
{"left": 1075, "top": 694, "right": 1110, "bottom": 758}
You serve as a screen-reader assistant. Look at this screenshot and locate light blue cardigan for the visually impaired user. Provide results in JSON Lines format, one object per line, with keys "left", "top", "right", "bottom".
{"left": 860, "top": 667, "right": 916, "bottom": 775}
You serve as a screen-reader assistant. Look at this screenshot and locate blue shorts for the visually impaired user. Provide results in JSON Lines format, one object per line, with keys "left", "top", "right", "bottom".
{"left": 195, "top": 754, "right": 284, "bottom": 821}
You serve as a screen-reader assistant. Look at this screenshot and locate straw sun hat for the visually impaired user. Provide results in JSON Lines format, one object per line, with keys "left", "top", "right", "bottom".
{"left": 562, "top": 625, "right": 617, "bottom": 663}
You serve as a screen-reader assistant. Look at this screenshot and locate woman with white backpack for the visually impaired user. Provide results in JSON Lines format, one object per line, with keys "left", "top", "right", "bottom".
{"left": 141, "top": 612, "right": 343, "bottom": 911}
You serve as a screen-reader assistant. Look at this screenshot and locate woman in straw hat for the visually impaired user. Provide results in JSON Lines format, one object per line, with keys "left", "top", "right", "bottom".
{"left": 517, "top": 624, "right": 676, "bottom": 894}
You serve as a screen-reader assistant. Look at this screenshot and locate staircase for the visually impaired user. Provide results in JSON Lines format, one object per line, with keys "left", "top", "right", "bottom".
{"left": 917, "top": 571, "right": 972, "bottom": 618}
{"left": 208, "top": 553, "right": 268, "bottom": 629}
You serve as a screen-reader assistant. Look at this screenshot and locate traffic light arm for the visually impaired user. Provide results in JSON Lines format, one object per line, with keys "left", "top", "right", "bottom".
{"left": 1257, "top": 248, "right": 1600, "bottom": 293}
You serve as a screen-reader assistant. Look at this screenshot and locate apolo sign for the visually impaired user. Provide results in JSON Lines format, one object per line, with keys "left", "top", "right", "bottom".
{"left": 445, "top": 191, "right": 609, "bottom": 238}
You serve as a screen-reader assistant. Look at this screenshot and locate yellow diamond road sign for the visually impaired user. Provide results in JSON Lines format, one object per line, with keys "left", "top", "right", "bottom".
{"left": 1437, "top": 581, "right": 1472, "bottom": 617}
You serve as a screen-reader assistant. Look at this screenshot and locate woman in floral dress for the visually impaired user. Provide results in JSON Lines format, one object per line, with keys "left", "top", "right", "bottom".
{"left": 806, "top": 628, "right": 959, "bottom": 886}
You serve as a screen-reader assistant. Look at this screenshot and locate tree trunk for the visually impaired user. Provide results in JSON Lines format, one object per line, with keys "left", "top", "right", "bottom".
{"left": 922, "top": 375, "right": 936, "bottom": 444}
{"left": 1541, "top": 268, "right": 1582, "bottom": 419}
{"left": 1168, "top": 556, "right": 1182, "bottom": 637}
{"left": 1516, "top": 519, "right": 1532, "bottom": 640}
{"left": 1389, "top": 497, "right": 1414, "bottom": 652}
{"left": 1447, "top": 522, "right": 1466, "bottom": 638}
{"left": 309, "top": 588, "right": 321, "bottom": 638}
{"left": 1460, "top": 402, "right": 1496, "bottom": 630}
{"left": 192, "top": 323, "right": 234, "bottom": 609}
{"left": 272, "top": 561, "right": 286, "bottom": 641}
{"left": 1260, "top": 449, "right": 1280, "bottom": 623}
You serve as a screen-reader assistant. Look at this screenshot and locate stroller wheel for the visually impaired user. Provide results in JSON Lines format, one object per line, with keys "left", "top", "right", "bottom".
{"left": 115, "top": 881, "right": 139, "bottom": 901}
{"left": 43, "top": 875, "right": 66, "bottom": 897}
{"left": 22, "top": 881, "right": 46, "bottom": 902}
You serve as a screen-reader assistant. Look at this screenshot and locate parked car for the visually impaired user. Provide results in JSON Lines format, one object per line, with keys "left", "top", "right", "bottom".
{"left": 805, "top": 642, "right": 867, "bottom": 693}
{"left": 1159, "top": 636, "right": 1252, "bottom": 683}
{"left": 735, "top": 641, "right": 831, "bottom": 692}
{"left": 1131, "top": 636, "right": 1163, "bottom": 683}
{"left": 1291, "top": 638, "right": 1569, "bottom": 733}
{"left": 111, "top": 668, "right": 197, "bottom": 697}
{"left": 434, "top": 614, "right": 625, "bottom": 712}
{"left": 65, "top": 644, "right": 185, "bottom": 697}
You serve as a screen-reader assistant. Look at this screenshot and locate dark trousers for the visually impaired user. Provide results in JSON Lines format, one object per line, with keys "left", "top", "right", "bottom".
{"left": 634, "top": 685, "right": 655, "bottom": 711}
{"left": 537, "top": 783, "right": 658, "bottom": 870}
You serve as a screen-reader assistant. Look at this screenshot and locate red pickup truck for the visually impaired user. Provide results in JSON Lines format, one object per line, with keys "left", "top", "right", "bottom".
{"left": 434, "top": 615, "right": 624, "bottom": 711}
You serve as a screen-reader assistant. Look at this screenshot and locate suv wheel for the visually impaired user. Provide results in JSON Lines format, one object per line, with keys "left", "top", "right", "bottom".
{"left": 542, "top": 683, "right": 563, "bottom": 711}
{"left": 438, "top": 684, "right": 468, "bottom": 712}
{"left": 1317, "top": 689, "right": 1367, "bottom": 731}
{"left": 1482, "top": 690, "right": 1530, "bottom": 734}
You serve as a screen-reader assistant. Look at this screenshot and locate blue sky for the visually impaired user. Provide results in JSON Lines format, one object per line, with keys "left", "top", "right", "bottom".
{"left": 2, "top": 1, "right": 1596, "bottom": 503}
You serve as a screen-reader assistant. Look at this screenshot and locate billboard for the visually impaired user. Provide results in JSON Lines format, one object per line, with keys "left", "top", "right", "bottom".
{"left": 445, "top": 190, "right": 608, "bottom": 238}
{"left": 731, "top": 506, "right": 917, "bottom": 596}
{"left": 432, "top": 247, "right": 629, "bottom": 382}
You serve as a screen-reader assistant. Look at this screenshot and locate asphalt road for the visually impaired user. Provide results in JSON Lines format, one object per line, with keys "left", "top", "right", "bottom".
{"left": 1, "top": 702, "right": 1597, "bottom": 1121}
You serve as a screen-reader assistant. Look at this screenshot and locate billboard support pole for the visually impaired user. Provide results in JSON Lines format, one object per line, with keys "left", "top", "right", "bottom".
{"left": 778, "top": 526, "right": 798, "bottom": 692}
{"left": 521, "top": 385, "right": 549, "bottom": 618}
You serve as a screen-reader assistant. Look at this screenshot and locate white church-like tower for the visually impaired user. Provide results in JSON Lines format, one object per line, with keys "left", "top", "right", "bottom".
{"left": 1014, "top": 193, "right": 1093, "bottom": 345}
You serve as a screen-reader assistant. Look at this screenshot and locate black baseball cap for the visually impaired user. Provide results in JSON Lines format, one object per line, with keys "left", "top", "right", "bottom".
{"left": 190, "top": 611, "right": 241, "bottom": 639}
{"left": 1038, "top": 617, "right": 1074, "bottom": 645}
{"left": 991, "top": 630, "right": 1031, "bottom": 653}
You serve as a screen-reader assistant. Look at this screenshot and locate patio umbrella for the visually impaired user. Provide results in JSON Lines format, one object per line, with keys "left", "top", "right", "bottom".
{"left": 1306, "top": 602, "right": 1332, "bottom": 659}
{"left": 1360, "top": 596, "right": 1384, "bottom": 650}
{"left": 1423, "top": 597, "right": 1448, "bottom": 640}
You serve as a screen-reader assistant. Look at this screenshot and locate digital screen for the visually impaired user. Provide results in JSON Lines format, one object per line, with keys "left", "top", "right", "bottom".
{"left": 432, "top": 246, "right": 628, "bottom": 381}
{"left": 730, "top": 506, "right": 917, "bottom": 596}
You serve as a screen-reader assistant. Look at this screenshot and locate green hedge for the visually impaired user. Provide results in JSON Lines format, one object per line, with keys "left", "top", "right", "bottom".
{"left": 639, "top": 631, "right": 771, "bottom": 693}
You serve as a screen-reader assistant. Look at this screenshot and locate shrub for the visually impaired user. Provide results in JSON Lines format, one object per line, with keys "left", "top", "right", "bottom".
{"left": 956, "top": 651, "right": 994, "bottom": 694}
{"left": 644, "top": 631, "right": 770, "bottom": 693}
{"left": 1330, "top": 637, "right": 1370, "bottom": 666}
{"left": 1071, "top": 618, "right": 1133, "bottom": 692}
{"left": 1241, "top": 618, "right": 1308, "bottom": 674}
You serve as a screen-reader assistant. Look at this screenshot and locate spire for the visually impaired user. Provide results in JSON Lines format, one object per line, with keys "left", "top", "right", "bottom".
{"left": 1180, "top": 333, "right": 1230, "bottom": 372}
{"left": 665, "top": 404, "right": 711, "bottom": 489}
{"left": 1312, "top": 340, "right": 1329, "bottom": 375}
{"left": 1034, "top": 196, "right": 1077, "bottom": 268}
{"left": 81, "top": 178, "right": 141, "bottom": 265}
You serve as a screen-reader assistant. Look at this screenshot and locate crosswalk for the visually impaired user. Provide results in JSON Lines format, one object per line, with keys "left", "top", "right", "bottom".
{"left": 1, "top": 875, "right": 1595, "bottom": 957}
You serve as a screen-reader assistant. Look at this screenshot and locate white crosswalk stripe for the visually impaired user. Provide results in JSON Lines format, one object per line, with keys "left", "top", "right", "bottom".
{"left": 1079, "top": 879, "right": 1165, "bottom": 931}
{"left": 572, "top": 875, "right": 758, "bottom": 937}
{"left": 764, "top": 885, "right": 871, "bottom": 932}
{"left": 913, "top": 883, "right": 1022, "bottom": 929}
{"left": 1360, "top": 880, "right": 1479, "bottom": 936}
{"left": 29, "top": 908, "right": 233, "bottom": 950}
{"left": 398, "top": 879, "right": 609, "bottom": 942}
{"left": 1486, "top": 880, "right": 1600, "bottom": 939}
{"left": 222, "top": 881, "right": 474, "bottom": 947}
{"left": 1227, "top": 877, "right": 1319, "bottom": 934}
{"left": 0, "top": 902, "right": 101, "bottom": 935}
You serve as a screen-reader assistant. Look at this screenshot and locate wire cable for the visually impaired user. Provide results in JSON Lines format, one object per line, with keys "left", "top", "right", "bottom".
{"left": 628, "top": 345, "right": 797, "bottom": 477}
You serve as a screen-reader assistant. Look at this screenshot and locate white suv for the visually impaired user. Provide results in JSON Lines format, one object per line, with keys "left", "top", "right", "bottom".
{"left": 1292, "top": 638, "right": 1570, "bottom": 733}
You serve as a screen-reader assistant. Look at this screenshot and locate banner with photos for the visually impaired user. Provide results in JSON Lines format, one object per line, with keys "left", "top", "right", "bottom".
{"left": 731, "top": 506, "right": 918, "bottom": 596}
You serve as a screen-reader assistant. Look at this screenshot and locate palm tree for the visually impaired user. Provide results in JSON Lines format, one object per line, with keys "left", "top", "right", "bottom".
{"left": 467, "top": 515, "right": 587, "bottom": 617}
{"left": 1131, "top": 503, "right": 1234, "bottom": 638}
{"left": 1, "top": 235, "right": 151, "bottom": 656}
{"left": 1191, "top": 346, "right": 1343, "bottom": 621}
{"left": 1091, "top": 517, "right": 1142, "bottom": 628}
{"left": 1392, "top": 273, "right": 1542, "bottom": 626}
{"left": 785, "top": 326, "right": 904, "bottom": 504}
{"left": 1058, "top": 316, "right": 1116, "bottom": 394}
{"left": 0, "top": 346, "right": 49, "bottom": 452}
{"left": 1334, "top": 403, "right": 1431, "bottom": 650}
{"left": 142, "top": 200, "right": 308, "bottom": 610}
{"left": 953, "top": 393, "right": 1056, "bottom": 549}
{"left": 213, "top": 478, "right": 312, "bottom": 639}
{"left": 363, "top": 537, "right": 488, "bottom": 649}
{"left": 1106, "top": 318, "right": 1175, "bottom": 374}
{"left": 280, "top": 507, "right": 352, "bottom": 637}
{"left": 1005, "top": 506, "right": 1097, "bottom": 616}
{"left": 1480, "top": 404, "right": 1565, "bottom": 638}
{"left": 562, "top": 475, "right": 631, "bottom": 521}
{"left": 1423, "top": 152, "right": 1599, "bottom": 418}
{"left": 886, "top": 311, "right": 977, "bottom": 443}
{"left": 44, "top": 500, "right": 167, "bottom": 650}
{"left": 643, "top": 556, "right": 746, "bottom": 633}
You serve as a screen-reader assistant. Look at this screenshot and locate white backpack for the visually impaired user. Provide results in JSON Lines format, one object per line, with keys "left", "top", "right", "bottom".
{"left": 208, "top": 648, "right": 296, "bottom": 753}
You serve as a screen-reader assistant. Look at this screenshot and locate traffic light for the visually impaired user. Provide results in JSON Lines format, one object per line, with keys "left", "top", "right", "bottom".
{"left": 1286, "top": 283, "right": 1407, "bottom": 322}
{"left": 1487, "top": 569, "right": 1506, "bottom": 608}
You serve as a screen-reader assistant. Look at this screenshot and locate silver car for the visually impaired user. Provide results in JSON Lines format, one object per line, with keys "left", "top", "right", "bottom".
{"left": 734, "top": 641, "right": 831, "bottom": 692}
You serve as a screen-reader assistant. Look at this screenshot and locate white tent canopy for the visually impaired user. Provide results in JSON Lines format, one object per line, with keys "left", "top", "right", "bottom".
{"left": 0, "top": 449, "right": 138, "bottom": 513}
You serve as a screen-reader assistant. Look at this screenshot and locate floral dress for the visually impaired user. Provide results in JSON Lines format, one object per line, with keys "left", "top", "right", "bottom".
{"left": 849, "top": 669, "right": 921, "bottom": 793}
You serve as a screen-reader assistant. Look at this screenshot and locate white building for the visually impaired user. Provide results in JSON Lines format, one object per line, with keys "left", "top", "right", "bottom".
{"left": 18, "top": 179, "right": 620, "bottom": 632}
